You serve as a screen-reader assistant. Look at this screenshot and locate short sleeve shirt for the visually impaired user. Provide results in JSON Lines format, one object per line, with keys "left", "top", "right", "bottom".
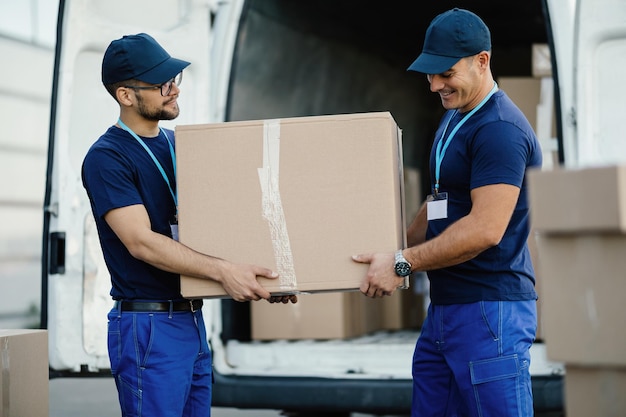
{"left": 81, "top": 126, "right": 181, "bottom": 300}
{"left": 426, "top": 90, "right": 542, "bottom": 304}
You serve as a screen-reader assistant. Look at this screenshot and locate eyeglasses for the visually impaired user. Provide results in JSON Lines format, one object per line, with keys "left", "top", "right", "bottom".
{"left": 124, "top": 72, "right": 183, "bottom": 96}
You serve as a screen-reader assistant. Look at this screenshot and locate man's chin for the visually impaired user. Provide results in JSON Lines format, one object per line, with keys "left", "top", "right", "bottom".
{"left": 161, "top": 109, "right": 180, "bottom": 121}
{"left": 439, "top": 96, "right": 455, "bottom": 109}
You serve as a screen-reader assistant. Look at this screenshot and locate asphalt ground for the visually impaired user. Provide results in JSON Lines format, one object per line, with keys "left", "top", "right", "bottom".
{"left": 49, "top": 377, "right": 395, "bottom": 417}
{"left": 49, "top": 377, "right": 563, "bottom": 417}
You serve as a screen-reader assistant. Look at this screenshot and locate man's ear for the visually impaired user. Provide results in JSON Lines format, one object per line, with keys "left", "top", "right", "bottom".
{"left": 477, "top": 51, "right": 491, "bottom": 70}
{"left": 116, "top": 87, "right": 134, "bottom": 107}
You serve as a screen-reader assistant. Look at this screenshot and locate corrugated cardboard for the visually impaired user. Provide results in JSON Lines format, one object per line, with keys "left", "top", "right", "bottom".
{"left": 0, "top": 330, "right": 48, "bottom": 417}
{"left": 176, "top": 112, "right": 406, "bottom": 298}
{"left": 535, "top": 235, "right": 626, "bottom": 366}
{"left": 250, "top": 165, "right": 421, "bottom": 340}
{"left": 564, "top": 365, "right": 626, "bottom": 417}
{"left": 251, "top": 292, "right": 384, "bottom": 340}
{"left": 528, "top": 165, "right": 626, "bottom": 234}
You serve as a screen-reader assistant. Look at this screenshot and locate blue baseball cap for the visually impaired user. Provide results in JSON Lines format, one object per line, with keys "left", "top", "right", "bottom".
{"left": 407, "top": 8, "right": 491, "bottom": 74}
{"left": 102, "top": 33, "right": 190, "bottom": 85}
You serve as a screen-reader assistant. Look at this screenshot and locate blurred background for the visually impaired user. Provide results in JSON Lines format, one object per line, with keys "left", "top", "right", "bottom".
{"left": 0, "top": 0, "right": 59, "bottom": 329}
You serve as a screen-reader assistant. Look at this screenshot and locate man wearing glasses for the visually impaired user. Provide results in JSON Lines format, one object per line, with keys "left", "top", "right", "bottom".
{"left": 82, "top": 33, "right": 295, "bottom": 417}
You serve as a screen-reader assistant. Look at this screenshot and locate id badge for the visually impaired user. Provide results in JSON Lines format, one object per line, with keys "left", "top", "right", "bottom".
{"left": 170, "top": 212, "right": 179, "bottom": 241}
{"left": 170, "top": 223, "right": 179, "bottom": 241}
{"left": 427, "top": 192, "right": 448, "bottom": 220}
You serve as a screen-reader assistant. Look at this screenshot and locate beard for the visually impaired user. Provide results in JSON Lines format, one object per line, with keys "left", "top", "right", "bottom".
{"left": 136, "top": 93, "right": 180, "bottom": 121}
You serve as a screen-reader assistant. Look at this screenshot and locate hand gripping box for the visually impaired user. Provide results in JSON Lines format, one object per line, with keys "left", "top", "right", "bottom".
{"left": 176, "top": 112, "right": 406, "bottom": 298}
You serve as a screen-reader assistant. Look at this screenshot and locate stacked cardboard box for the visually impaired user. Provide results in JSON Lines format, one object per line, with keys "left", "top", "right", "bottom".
{"left": 528, "top": 165, "right": 626, "bottom": 417}
{"left": 0, "top": 330, "right": 48, "bottom": 417}
{"left": 250, "top": 285, "right": 426, "bottom": 341}
{"left": 176, "top": 112, "right": 409, "bottom": 339}
{"left": 251, "top": 292, "right": 383, "bottom": 340}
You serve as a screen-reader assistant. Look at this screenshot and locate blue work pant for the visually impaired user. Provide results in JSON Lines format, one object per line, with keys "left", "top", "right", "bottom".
{"left": 412, "top": 300, "right": 537, "bottom": 417}
{"left": 107, "top": 306, "right": 213, "bottom": 417}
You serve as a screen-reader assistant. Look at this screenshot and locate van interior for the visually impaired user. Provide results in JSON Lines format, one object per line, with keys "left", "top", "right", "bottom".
{"left": 220, "top": 0, "right": 550, "bottom": 343}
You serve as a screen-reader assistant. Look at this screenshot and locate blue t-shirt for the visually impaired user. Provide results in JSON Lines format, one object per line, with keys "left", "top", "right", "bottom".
{"left": 81, "top": 125, "right": 181, "bottom": 300}
{"left": 426, "top": 90, "right": 541, "bottom": 305}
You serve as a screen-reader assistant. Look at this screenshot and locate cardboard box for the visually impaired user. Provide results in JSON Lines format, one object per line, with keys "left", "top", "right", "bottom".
{"left": 564, "top": 365, "right": 626, "bottom": 417}
{"left": 176, "top": 112, "right": 406, "bottom": 298}
{"left": 251, "top": 292, "right": 385, "bottom": 340}
{"left": 535, "top": 234, "right": 626, "bottom": 366}
{"left": 380, "top": 279, "right": 427, "bottom": 331}
{"left": 499, "top": 77, "right": 542, "bottom": 135}
{"left": 528, "top": 165, "right": 626, "bottom": 234}
{"left": 252, "top": 281, "right": 425, "bottom": 340}
{"left": 0, "top": 329, "right": 48, "bottom": 417}
{"left": 498, "top": 76, "right": 557, "bottom": 138}
{"left": 498, "top": 76, "right": 558, "bottom": 168}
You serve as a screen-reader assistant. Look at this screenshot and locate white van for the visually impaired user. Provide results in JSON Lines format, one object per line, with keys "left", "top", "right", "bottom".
{"left": 44, "top": 0, "right": 624, "bottom": 414}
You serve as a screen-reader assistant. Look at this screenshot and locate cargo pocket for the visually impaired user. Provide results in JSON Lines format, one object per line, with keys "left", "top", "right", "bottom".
{"left": 469, "top": 354, "right": 529, "bottom": 416}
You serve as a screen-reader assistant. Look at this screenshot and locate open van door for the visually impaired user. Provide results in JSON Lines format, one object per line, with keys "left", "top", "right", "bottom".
{"left": 569, "top": 0, "right": 626, "bottom": 166}
{"left": 547, "top": 0, "right": 626, "bottom": 167}
{"left": 42, "top": 0, "right": 234, "bottom": 374}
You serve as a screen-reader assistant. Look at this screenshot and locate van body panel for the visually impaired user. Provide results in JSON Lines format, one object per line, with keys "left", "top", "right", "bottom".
{"left": 547, "top": 0, "right": 626, "bottom": 167}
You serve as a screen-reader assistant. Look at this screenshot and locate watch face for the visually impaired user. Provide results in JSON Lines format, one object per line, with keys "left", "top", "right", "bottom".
{"left": 395, "top": 262, "right": 411, "bottom": 277}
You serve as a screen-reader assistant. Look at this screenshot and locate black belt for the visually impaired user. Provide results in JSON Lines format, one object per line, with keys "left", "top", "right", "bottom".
{"left": 120, "top": 299, "right": 203, "bottom": 312}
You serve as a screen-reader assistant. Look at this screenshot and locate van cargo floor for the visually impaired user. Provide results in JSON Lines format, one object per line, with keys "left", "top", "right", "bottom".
{"left": 222, "top": 330, "right": 564, "bottom": 379}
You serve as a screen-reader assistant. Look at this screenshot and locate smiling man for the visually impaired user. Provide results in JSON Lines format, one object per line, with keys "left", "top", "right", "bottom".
{"left": 353, "top": 8, "right": 542, "bottom": 417}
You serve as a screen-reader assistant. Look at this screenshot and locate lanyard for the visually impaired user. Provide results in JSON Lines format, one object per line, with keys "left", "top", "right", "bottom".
{"left": 434, "top": 82, "right": 499, "bottom": 195}
{"left": 117, "top": 118, "right": 177, "bottom": 208}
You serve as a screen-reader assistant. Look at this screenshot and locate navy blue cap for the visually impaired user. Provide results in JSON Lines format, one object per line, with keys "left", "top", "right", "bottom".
{"left": 102, "top": 33, "right": 190, "bottom": 85}
{"left": 408, "top": 8, "right": 491, "bottom": 74}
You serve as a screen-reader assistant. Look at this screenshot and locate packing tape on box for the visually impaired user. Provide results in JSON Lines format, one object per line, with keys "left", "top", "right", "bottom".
{"left": 1, "top": 337, "right": 9, "bottom": 416}
{"left": 258, "top": 119, "right": 297, "bottom": 290}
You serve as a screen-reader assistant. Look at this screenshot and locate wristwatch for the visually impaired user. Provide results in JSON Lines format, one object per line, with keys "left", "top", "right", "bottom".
{"left": 394, "top": 250, "right": 412, "bottom": 277}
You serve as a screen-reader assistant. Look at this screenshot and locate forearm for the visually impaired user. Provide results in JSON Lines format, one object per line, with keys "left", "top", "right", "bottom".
{"left": 405, "top": 215, "right": 496, "bottom": 272}
{"left": 129, "top": 230, "right": 230, "bottom": 284}
{"left": 405, "top": 184, "right": 518, "bottom": 271}
{"left": 104, "top": 204, "right": 281, "bottom": 301}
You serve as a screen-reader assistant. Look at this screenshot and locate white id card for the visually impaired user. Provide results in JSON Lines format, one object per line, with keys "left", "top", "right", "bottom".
{"left": 427, "top": 192, "right": 448, "bottom": 220}
{"left": 170, "top": 223, "right": 179, "bottom": 241}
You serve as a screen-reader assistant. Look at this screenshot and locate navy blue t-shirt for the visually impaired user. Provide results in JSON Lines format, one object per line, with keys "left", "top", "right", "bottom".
{"left": 426, "top": 90, "right": 542, "bottom": 305}
{"left": 82, "top": 125, "right": 181, "bottom": 300}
